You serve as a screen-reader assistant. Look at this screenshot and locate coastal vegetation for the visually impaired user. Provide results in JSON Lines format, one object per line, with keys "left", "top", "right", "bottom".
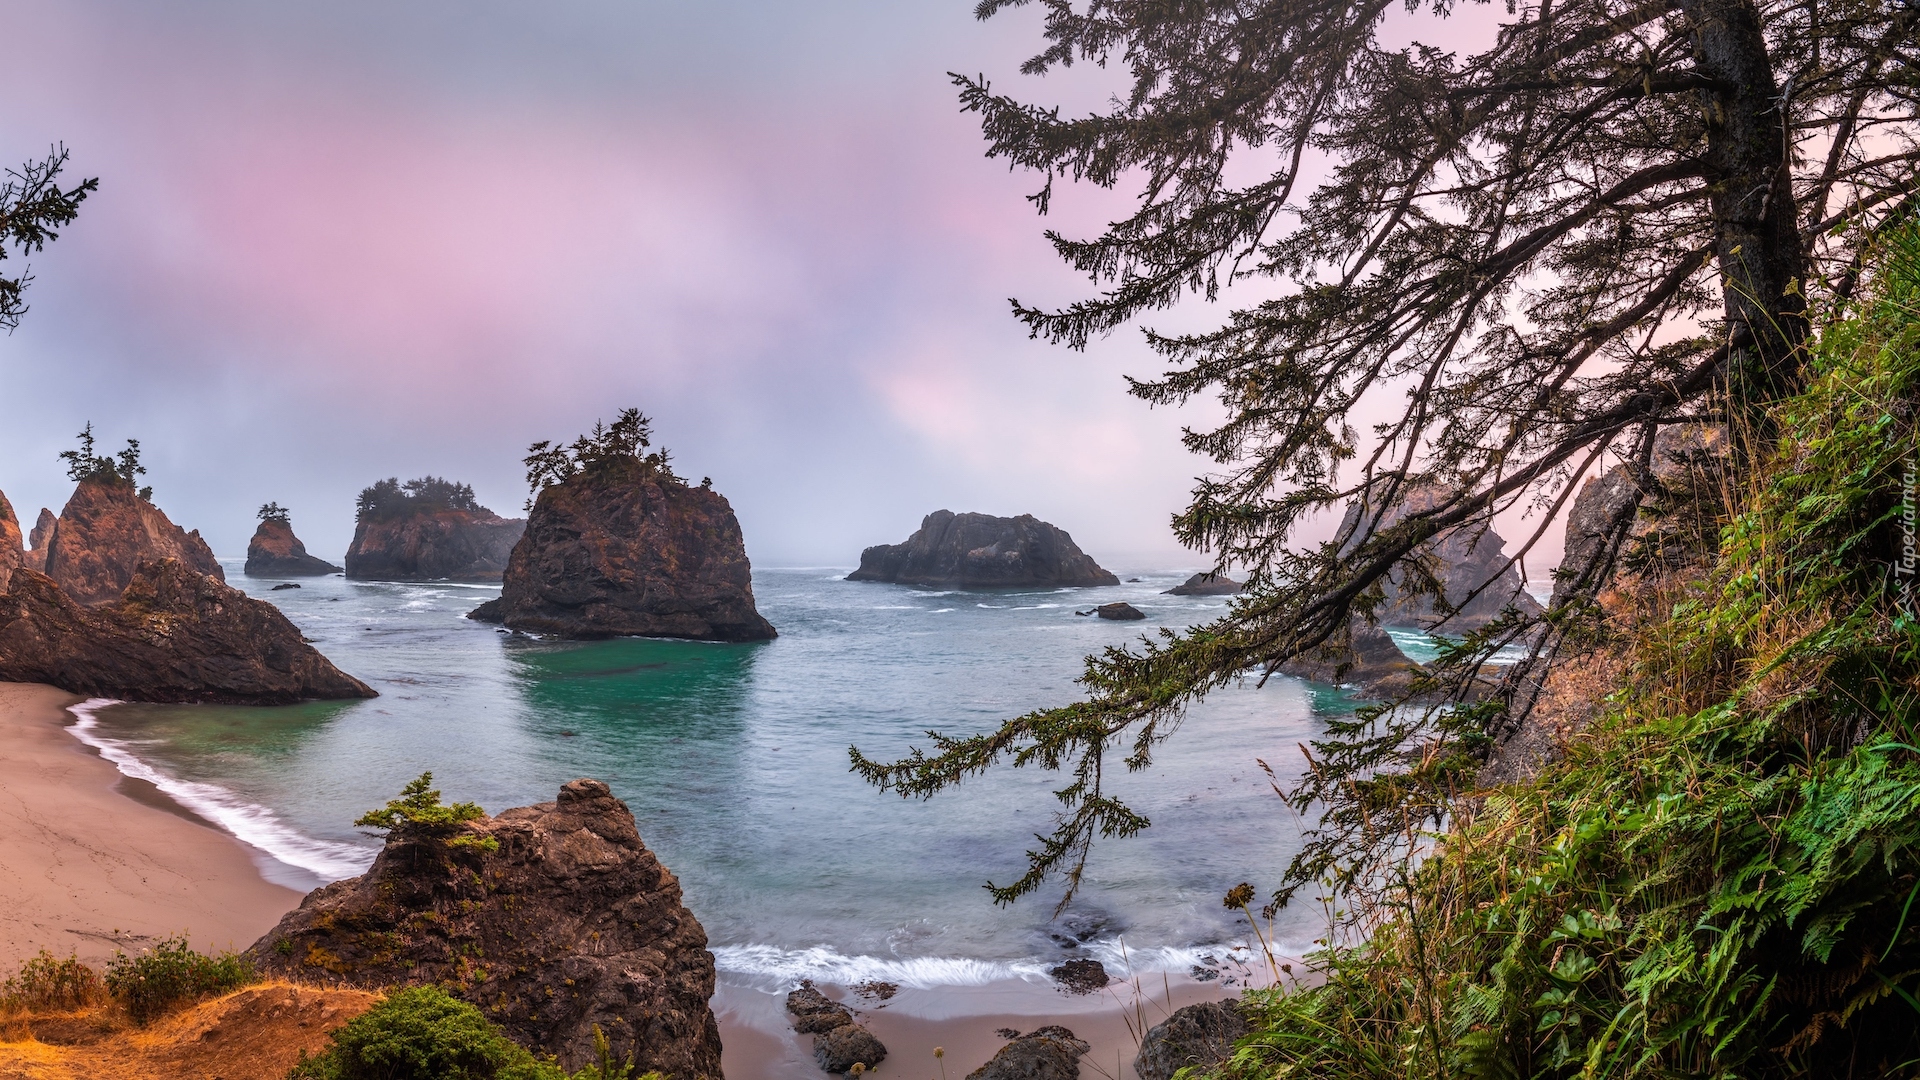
{"left": 58, "top": 423, "right": 150, "bottom": 501}
{"left": 355, "top": 772, "right": 498, "bottom": 852}
{"left": 522, "top": 407, "right": 679, "bottom": 505}
{"left": 355, "top": 476, "right": 484, "bottom": 522}
{"left": 0, "top": 146, "right": 94, "bottom": 332}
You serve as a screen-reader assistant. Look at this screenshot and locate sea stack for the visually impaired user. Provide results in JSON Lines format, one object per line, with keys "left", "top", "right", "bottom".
{"left": 847, "top": 510, "right": 1119, "bottom": 589}
{"left": 344, "top": 476, "right": 524, "bottom": 581}
{"left": 21, "top": 508, "right": 55, "bottom": 572}
{"left": 0, "top": 560, "right": 376, "bottom": 703}
{"left": 1164, "top": 572, "right": 1243, "bottom": 596}
{"left": 43, "top": 476, "right": 224, "bottom": 606}
{"left": 245, "top": 503, "right": 342, "bottom": 576}
{"left": 0, "top": 489, "right": 22, "bottom": 592}
{"left": 1335, "top": 486, "right": 1543, "bottom": 631}
{"left": 469, "top": 431, "right": 774, "bottom": 641}
{"left": 247, "top": 778, "right": 724, "bottom": 1077}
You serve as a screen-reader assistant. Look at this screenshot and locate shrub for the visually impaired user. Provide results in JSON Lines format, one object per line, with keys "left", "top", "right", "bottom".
{"left": 356, "top": 772, "right": 497, "bottom": 852}
{"left": 1, "top": 950, "right": 106, "bottom": 1011}
{"left": 103, "top": 935, "right": 256, "bottom": 1024}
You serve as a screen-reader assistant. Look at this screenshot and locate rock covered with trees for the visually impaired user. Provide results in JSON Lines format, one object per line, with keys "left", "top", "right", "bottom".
{"left": 847, "top": 511, "right": 1119, "bottom": 589}
{"left": 41, "top": 428, "right": 223, "bottom": 606}
{"left": 343, "top": 476, "right": 524, "bottom": 581}
{"left": 468, "top": 409, "right": 776, "bottom": 642}
{"left": 244, "top": 502, "right": 342, "bottom": 577}
{"left": 247, "top": 776, "right": 724, "bottom": 1077}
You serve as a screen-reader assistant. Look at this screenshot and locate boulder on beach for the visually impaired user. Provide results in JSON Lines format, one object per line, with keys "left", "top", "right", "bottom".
{"left": 344, "top": 476, "right": 524, "bottom": 581}
{"left": 245, "top": 507, "right": 342, "bottom": 577}
{"left": 469, "top": 456, "right": 774, "bottom": 642}
{"left": 1164, "top": 572, "right": 1243, "bottom": 596}
{"left": 1135, "top": 1000, "right": 1250, "bottom": 1080}
{"left": 0, "top": 560, "right": 375, "bottom": 704}
{"left": 847, "top": 511, "right": 1119, "bottom": 589}
{"left": 42, "top": 477, "right": 224, "bottom": 606}
{"left": 1335, "top": 486, "right": 1543, "bottom": 631}
{"left": 247, "top": 778, "right": 723, "bottom": 1077}
{"left": 785, "top": 984, "right": 888, "bottom": 1073}
{"left": 968, "top": 1026, "right": 1090, "bottom": 1080}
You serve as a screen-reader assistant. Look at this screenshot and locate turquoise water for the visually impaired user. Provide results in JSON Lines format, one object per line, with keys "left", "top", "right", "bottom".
{"left": 76, "top": 564, "right": 1365, "bottom": 988}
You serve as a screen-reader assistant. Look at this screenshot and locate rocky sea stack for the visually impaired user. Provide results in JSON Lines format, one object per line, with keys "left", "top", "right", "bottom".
{"left": 344, "top": 476, "right": 524, "bottom": 581}
{"left": 0, "top": 488, "right": 21, "bottom": 592}
{"left": 21, "top": 506, "right": 55, "bottom": 572}
{"left": 0, "top": 560, "right": 375, "bottom": 703}
{"left": 847, "top": 511, "right": 1119, "bottom": 589}
{"left": 44, "top": 477, "right": 224, "bottom": 606}
{"left": 1335, "top": 486, "right": 1543, "bottom": 631}
{"left": 1164, "top": 572, "right": 1243, "bottom": 596}
{"left": 245, "top": 503, "right": 341, "bottom": 576}
{"left": 469, "top": 408, "right": 775, "bottom": 642}
{"left": 247, "top": 778, "right": 724, "bottom": 1078}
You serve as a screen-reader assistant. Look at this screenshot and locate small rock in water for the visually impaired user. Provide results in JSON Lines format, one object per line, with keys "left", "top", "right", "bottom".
{"left": 851, "top": 979, "right": 898, "bottom": 1002}
{"left": 966, "top": 1026, "right": 1089, "bottom": 1080}
{"left": 1094, "top": 602, "right": 1146, "bottom": 621}
{"left": 1134, "top": 1000, "right": 1250, "bottom": 1080}
{"left": 1048, "top": 958, "right": 1109, "bottom": 994}
{"left": 271, "top": 582, "right": 302, "bottom": 590}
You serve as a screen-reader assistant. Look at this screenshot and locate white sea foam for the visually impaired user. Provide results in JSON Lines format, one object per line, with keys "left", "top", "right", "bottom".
{"left": 64, "top": 699, "right": 374, "bottom": 882}
{"left": 710, "top": 938, "right": 1290, "bottom": 991}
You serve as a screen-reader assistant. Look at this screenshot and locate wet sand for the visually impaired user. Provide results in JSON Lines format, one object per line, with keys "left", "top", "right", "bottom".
{"left": 0, "top": 682, "right": 303, "bottom": 971}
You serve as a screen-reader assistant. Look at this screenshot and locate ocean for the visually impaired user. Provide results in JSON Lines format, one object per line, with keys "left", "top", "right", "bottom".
{"left": 67, "top": 563, "right": 1429, "bottom": 993}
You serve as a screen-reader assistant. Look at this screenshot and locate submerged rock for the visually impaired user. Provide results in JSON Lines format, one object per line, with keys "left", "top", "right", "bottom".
{"left": 247, "top": 778, "right": 722, "bottom": 1077}
{"left": 1164, "top": 572, "right": 1243, "bottom": 596}
{"left": 470, "top": 460, "right": 774, "bottom": 642}
{"left": 967, "top": 1026, "right": 1090, "bottom": 1080}
{"left": 0, "top": 561, "right": 375, "bottom": 704}
{"left": 245, "top": 517, "right": 342, "bottom": 577}
{"left": 1048, "top": 959, "right": 1109, "bottom": 993}
{"left": 1134, "top": 1001, "right": 1249, "bottom": 1080}
{"left": 847, "top": 511, "right": 1119, "bottom": 589}
{"left": 1334, "top": 486, "right": 1542, "bottom": 631}
{"left": 344, "top": 477, "right": 523, "bottom": 581}
{"left": 43, "top": 478, "right": 224, "bottom": 606}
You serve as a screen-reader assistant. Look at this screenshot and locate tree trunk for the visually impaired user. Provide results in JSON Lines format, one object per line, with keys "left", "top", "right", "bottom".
{"left": 1679, "top": 0, "right": 1808, "bottom": 415}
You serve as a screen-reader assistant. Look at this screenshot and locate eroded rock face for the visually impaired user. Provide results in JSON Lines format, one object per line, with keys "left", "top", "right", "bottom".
{"left": 0, "top": 561, "right": 375, "bottom": 704}
{"left": 0, "top": 490, "right": 21, "bottom": 592}
{"left": 244, "top": 518, "right": 342, "bottom": 577}
{"left": 469, "top": 464, "right": 774, "bottom": 642}
{"left": 1335, "top": 487, "right": 1543, "bottom": 631}
{"left": 848, "top": 511, "right": 1119, "bottom": 589}
{"left": 21, "top": 509, "right": 54, "bottom": 573}
{"left": 344, "top": 509, "right": 524, "bottom": 581}
{"left": 43, "top": 479, "right": 224, "bottom": 606}
{"left": 1134, "top": 1001, "right": 1249, "bottom": 1080}
{"left": 1164, "top": 572, "right": 1243, "bottom": 596}
{"left": 968, "top": 1027, "right": 1089, "bottom": 1080}
{"left": 246, "top": 779, "right": 724, "bottom": 1079}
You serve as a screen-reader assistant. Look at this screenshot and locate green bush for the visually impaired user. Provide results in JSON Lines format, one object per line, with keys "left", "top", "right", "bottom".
{"left": 355, "top": 772, "right": 497, "bottom": 852}
{"left": 103, "top": 935, "right": 256, "bottom": 1024}
{"left": 291, "top": 986, "right": 662, "bottom": 1080}
{"left": 1, "top": 950, "right": 105, "bottom": 1011}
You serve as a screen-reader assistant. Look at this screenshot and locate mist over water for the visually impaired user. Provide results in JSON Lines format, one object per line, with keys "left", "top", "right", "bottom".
{"left": 77, "top": 563, "right": 1357, "bottom": 985}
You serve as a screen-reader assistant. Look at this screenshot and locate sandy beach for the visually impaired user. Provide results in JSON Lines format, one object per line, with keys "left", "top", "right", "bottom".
{"left": 0, "top": 682, "right": 303, "bottom": 971}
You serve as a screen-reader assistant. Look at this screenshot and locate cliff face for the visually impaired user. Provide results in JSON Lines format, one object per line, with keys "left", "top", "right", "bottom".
{"left": 0, "top": 489, "right": 20, "bottom": 593}
{"left": 345, "top": 509, "right": 524, "bottom": 581}
{"left": 847, "top": 511, "right": 1120, "bottom": 589}
{"left": 247, "top": 778, "right": 724, "bottom": 1078}
{"left": 471, "top": 465, "right": 774, "bottom": 642}
{"left": 244, "top": 518, "right": 342, "bottom": 577}
{"left": 0, "top": 560, "right": 376, "bottom": 704}
{"left": 1335, "top": 487, "right": 1543, "bottom": 632}
{"left": 1276, "top": 621, "right": 1421, "bottom": 699}
{"left": 43, "top": 479, "right": 224, "bottom": 606}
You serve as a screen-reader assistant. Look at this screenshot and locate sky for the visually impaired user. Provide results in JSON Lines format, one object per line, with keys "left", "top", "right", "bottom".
{"left": 0, "top": 0, "right": 1563, "bottom": 574}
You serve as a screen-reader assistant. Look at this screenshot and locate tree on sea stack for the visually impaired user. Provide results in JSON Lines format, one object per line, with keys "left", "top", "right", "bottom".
{"left": 467, "top": 408, "right": 774, "bottom": 642}
{"left": 60, "top": 423, "right": 152, "bottom": 501}
{"left": 855, "top": 0, "right": 1920, "bottom": 904}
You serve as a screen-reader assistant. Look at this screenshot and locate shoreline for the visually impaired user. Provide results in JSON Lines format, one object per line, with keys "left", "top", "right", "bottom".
{"left": 0, "top": 681, "right": 303, "bottom": 971}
